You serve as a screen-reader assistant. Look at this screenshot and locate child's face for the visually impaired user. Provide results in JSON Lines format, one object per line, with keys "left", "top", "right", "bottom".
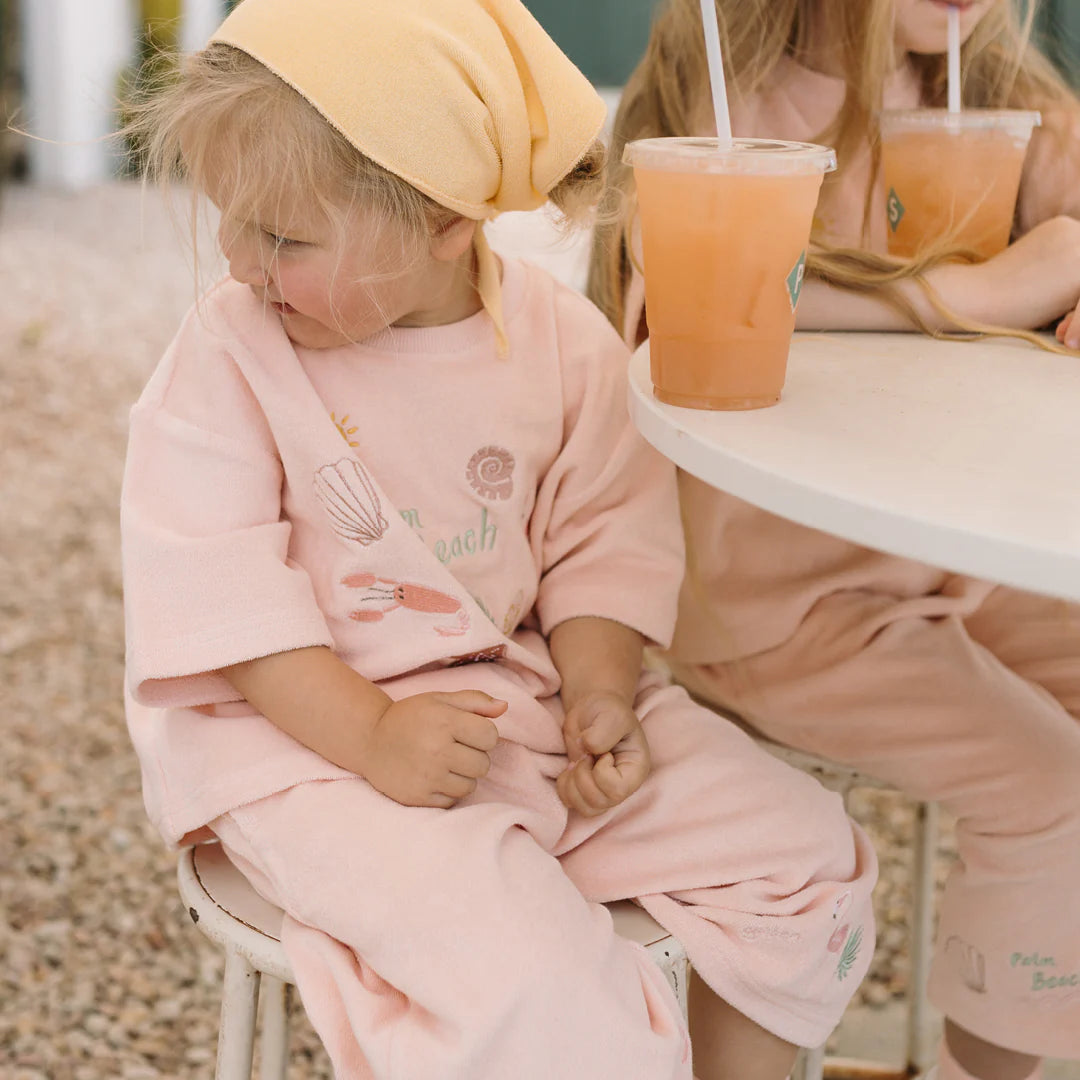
{"left": 216, "top": 188, "right": 468, "bottom": 350}
{"left": 893, "top": 0, "right": 996, "bottom": 55}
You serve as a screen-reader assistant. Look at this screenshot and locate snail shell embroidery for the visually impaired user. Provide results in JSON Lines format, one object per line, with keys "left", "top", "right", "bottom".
{"left": 314, "top": 459, "right": 389, "bottom": 546}
{"left": 466, "top": 446, "right": 514, "bottom": 501}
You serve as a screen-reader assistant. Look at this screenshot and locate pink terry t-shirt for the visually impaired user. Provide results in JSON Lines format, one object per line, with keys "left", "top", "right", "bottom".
{"left": 122, "top": 257, "right": 683, "bottom": 844}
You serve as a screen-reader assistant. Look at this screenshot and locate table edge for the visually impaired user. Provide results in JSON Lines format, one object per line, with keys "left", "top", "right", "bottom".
{"left": 627, "top": 344, "right": 1080, "bottom": 603}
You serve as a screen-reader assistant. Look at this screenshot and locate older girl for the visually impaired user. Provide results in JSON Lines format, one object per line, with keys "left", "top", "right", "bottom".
{"left": 590, "top": 3, "right": 1080, "bottom": 1080}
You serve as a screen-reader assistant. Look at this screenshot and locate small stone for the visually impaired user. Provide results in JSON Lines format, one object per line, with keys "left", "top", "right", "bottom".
{"left": 83, "top": 1013, "right": 109, "bottom": 1037}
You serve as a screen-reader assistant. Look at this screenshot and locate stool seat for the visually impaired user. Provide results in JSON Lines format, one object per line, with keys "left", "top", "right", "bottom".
{"left": 178, "top": 841, "right": 689, "bottom": 1079}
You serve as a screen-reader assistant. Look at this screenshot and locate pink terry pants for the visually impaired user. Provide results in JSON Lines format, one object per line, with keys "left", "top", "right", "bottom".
{"left": 211, "top": 676, "right": 877, "bottom": 1080}
{"left": 673, "top": 582, "right": 1080, "bottom": 1060}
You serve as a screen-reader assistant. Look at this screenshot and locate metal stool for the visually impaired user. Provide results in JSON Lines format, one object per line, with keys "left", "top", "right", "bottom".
{"left": 178, "top": 842, "right": 690, "bottom": 1080}
{"left": 759, "top": 738, "right": 940, "bottom": 1080}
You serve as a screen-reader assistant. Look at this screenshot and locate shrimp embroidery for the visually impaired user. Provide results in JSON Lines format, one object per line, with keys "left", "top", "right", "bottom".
{"left": 946, "top": 936, "right": 988, "bottom": 994}
{"left": 314, "top": 459, "right": 389, "bottom": 546}
{"left": 342, "top": 572, "right": 469, "bottom": 637}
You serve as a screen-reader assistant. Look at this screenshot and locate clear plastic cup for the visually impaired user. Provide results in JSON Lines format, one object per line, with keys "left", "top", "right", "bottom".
{"left": 880, "top": 109, "right": 1041, "bottom": 259}
{"left": 625, "top": 137, "right": 836, "bottom": 411}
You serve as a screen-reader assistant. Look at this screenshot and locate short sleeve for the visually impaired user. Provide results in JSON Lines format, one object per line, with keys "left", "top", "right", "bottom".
{"left": 531, "top": 287, "right": 684, "bottom": 647}
{"left": 1017, "top": 108, "right": 1080, "bottom": 235}
{"left": 122, "top": 305, "right": 332, "bottom": 708}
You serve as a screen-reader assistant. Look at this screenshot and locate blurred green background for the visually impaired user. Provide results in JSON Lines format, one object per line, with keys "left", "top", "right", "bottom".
{"left": 522, "top": 0, "right": 1080, "bottom": 87}
{"left": 217, "top": 0, "right": 1080, "bottom": 88}
{"left": 0, "top": 0, "right": 1076, "bottom": 185}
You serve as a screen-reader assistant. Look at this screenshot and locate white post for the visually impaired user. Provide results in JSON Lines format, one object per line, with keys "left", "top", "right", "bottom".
{"left": 180, "top": 0, "right": 227, "bottom": 53}
{"left": 22, "top": 0, "right": 137, "bottom": 188}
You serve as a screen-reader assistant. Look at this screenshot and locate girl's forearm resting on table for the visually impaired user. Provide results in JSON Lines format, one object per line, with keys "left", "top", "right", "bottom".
{"left": 221, "top": 646, "right": 392, "bottom": 773}
{"left": 548, "top": 616, "right": 645, "bottom": 710}
{"left": 798, "top": 218, "right": 1080, "bottom": 335}
{"left": 796, "top": 276, "right": 933, "bottom": 332}
{"left": 797, "top": 265, "right": 1059, "bottom": 334}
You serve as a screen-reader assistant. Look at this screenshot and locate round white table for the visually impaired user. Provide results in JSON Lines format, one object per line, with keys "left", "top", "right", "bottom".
{"left": 629, "top": 333, "right": 1080, "bottom": 602}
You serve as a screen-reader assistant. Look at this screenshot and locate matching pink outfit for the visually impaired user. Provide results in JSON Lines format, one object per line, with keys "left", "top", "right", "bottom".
{"left": 122, "top": 259, "right": 878, "bottom": 1078}
{"left": 652, "top": 58, "right": 1080, "bottom": 1058}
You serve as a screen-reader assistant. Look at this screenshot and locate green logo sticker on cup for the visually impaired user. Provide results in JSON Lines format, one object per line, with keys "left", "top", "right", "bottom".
{"left": 887, "top": 187, "right": 906, "bottom": 233}
{"left": 786, "top": 250, "right": 807, "bottom": 312}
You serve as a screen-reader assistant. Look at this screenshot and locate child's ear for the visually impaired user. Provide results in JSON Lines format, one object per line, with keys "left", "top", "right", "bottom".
{"left": 429, "top": 215, "right": 478, "bottom": 262}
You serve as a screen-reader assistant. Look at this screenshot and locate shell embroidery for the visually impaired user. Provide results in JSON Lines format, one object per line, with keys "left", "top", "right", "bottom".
{"left": 466, "top": 446, "right": 514, "bottom": 501}
{"left": 314, "top": 459, "right": 389, "bottom": 546}
{"left": 502, "top": 590, "right": 526, "bottom": 635}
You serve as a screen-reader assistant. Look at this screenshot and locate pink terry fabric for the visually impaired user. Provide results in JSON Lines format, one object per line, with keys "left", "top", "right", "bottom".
{"left": 123, "top": 259, "right": 683, "bottom": 843}
{"left": 672, "top": 578, "right": 1080, "bottom": 1059}
{"left": 635, "top": 53, "right": 1080, "bottom": 1061}
{"left": 211, "top": 675, "right": 877, "bottom": 1078}
{"left": 123, "top": 256, "right": 878, "bottom": 1076}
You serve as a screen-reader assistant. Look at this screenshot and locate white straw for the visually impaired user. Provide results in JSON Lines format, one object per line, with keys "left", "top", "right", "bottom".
{"left": 699, "top": 0, "right": 733, "bottom": 147}
{"left": 947, "top": 5, "right": 962, "bottom": 113}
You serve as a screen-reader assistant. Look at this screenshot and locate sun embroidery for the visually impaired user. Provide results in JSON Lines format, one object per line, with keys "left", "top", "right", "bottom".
{"left": 331, "top": 411, "right": 359, "bottom": 447}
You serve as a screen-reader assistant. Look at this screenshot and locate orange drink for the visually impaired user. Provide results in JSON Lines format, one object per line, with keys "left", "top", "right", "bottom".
{"left": 880, "top": 110, "right": 1040, "bottom": 259}
{"left": 625, "top": 138, "right": 836, "bottom": 410}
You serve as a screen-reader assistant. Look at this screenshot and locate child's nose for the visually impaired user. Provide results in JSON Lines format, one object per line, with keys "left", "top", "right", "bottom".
{"left": 219, "top": 227, "right": 267, "bottom": 288}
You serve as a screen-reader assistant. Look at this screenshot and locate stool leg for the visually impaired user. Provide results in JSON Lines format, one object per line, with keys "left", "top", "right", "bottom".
{"left": 258, "top": 976, "right": 291, "bottom": 1080}
{"left": 793, "top": 1043, "right": 826, "bottom": 1080}
{"left": 907, "top": 800, "right": 939, "bottom": 1074}
{"left": 217, "top": 950, "right": 260, "bottom": 1080}
{"left": 645, "top": 938, "right": 689, "bottom": 1020}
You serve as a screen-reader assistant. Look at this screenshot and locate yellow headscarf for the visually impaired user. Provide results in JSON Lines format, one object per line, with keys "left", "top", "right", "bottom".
{"left": 212, "top": 0, "right": 607, "bottom": 354}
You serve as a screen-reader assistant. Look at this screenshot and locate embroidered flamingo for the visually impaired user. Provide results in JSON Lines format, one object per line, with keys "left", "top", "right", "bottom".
{"left": 342, "top": 572, "right": 469, "bottom": 637}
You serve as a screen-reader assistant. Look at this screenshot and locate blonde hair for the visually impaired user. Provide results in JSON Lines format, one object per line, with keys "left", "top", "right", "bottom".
{"left": 587, "top": 0, "right": 1079, "bottom": 345}
{"left": 125, "top": 44, "right": 605, "bottom": 272}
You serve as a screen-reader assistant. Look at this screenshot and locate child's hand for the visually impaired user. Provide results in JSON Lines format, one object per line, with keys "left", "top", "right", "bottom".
{"left": 556, "top": 691, "right": 651, "bottom": 818}
{"left": 360, "top": 690, "right": 505, "bottom": 808}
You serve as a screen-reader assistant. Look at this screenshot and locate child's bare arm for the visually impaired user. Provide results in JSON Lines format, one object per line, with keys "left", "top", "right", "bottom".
{"left": 798, "top": 216, "right": 1080, "bottom": 342}
{"left": 550, "top": 616, "right": 644, "bottom": 711}
{"left": 548, "top": 617, "right": 651, "bottom": 817}
{"left": 222, "top": 647, "right": 505, "bottom": 808}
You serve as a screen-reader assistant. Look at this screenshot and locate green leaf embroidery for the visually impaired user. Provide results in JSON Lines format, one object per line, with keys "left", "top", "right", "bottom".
{"left": 836, "top": 925, "right": 863, "bottom": 981}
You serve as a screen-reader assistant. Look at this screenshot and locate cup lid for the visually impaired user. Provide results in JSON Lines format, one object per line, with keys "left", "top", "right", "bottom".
{"left": 879, "top": 108, "right": 1042, "bottom": 137}
{"left": 623, "top": 137, "right": 838, "bottom": 175}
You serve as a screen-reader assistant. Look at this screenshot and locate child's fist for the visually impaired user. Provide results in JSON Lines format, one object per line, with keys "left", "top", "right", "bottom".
{"left": 557, "top": 691, "right": 651, "bottom": 817}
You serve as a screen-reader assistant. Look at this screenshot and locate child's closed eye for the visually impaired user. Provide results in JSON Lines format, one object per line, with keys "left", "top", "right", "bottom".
{"left": 261, "top": 228, "right": 304, "bottom": 249}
